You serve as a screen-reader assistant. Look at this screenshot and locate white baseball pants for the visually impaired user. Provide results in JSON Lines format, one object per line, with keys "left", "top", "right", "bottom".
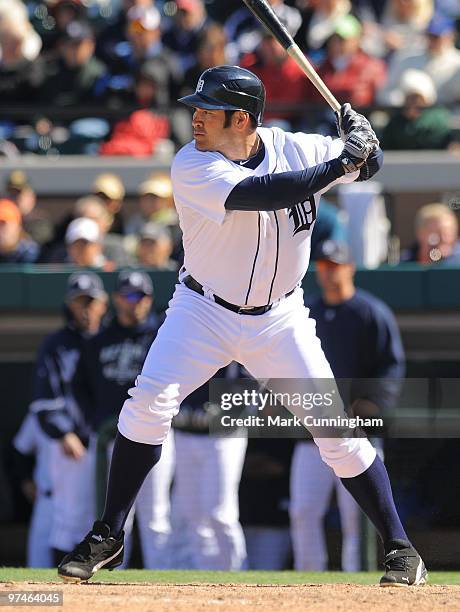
{"left": 172, "top": 430, "right": 247, "bottom": 570}
{"left": 119, "top": 283, "right": 376, "bottom": 478}
{"left": 27, "top": 493, "right": 53, "bottom": 568}
{"left": 290, "top": 441, "right": 361, "bottom": 571}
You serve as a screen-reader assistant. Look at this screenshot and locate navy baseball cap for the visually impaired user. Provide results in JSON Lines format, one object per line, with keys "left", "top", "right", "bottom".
{"left": 426, "top": 14, "right": 455, "bottom": 36}
{"left": 66, "top": 272, "right": 107, "bottom": 301}
{"left": 315, "top": 240, "right": 353, "bottom": 264}
{"left": 116, "top": 269, "right": 153, "bottom": 297}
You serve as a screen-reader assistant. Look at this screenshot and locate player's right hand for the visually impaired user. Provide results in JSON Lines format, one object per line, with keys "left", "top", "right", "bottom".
{"left": 60, "top": 432, "right": 86, "bottom": 460}
{"left": 338, "top": 129, "right": 379, "bottom": 173}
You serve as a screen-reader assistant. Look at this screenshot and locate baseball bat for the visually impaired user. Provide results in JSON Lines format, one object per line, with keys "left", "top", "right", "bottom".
{"left": 241, "top": 0, "right": 341, "bottom": 113}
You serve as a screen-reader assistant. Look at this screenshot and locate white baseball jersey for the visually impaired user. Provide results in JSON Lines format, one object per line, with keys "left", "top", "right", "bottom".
{"left": 171, "top": 126, "right": 357, "bottom": 306}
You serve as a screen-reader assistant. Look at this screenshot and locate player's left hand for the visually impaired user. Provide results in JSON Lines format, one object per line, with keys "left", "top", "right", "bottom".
{"left": 335, "top": 103, "right": 375, "bottom": 142}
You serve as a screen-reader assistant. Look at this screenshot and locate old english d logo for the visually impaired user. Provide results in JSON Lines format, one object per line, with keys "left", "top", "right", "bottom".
{"left": 289, "top": 196, "right": 317, "bottom": 235}
{"left": 196, "top": 78, "right": 204, "bottom": 93}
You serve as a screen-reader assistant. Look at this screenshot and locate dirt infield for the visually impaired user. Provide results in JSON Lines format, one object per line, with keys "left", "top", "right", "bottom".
{"left": 2, "top": 582, "right": 460, "bottom": 612}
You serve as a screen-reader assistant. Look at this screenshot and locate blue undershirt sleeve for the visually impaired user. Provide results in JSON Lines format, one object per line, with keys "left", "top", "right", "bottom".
{"left": 356, "top": 147, "right": 384, "bottom": 182}
{"left": 225, "top": 159, "right": 346, "bottom": 211}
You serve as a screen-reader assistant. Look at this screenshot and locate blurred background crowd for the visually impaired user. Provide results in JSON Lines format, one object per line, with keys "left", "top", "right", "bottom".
{"left": 0, "top": 0, "right": 460, "bottom": 157}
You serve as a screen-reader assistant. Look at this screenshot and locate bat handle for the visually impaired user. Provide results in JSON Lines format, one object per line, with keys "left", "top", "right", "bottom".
{"left": 287, "top": 44, "right": 341, "bottom": 114}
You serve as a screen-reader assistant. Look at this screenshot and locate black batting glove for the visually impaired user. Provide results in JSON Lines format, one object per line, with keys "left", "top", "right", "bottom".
{"left": 335, "top": 102, "right": 375, "bottom": 142}
{"left": 338, "top": 129, "right": 379, "bottom": 174}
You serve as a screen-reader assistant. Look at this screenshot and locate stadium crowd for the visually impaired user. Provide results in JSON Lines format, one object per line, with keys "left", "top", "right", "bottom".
{"left": 0, "top": 0, "right": 459, "bottom": 156}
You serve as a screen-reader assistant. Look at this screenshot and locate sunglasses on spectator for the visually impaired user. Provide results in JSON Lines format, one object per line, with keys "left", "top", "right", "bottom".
{"left": 120, "top": 291, "right": 148, "bottom": 303}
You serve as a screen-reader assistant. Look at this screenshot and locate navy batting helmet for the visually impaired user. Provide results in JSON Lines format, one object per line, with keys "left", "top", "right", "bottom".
{"left": 178, "top": 65, "right": 266, "bottom": 126}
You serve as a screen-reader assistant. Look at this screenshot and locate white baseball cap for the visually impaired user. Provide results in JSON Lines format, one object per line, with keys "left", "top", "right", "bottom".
{"left": 65, "top": 217, "right": 101, "bottom": 244}
{"left": 400, "top": 69, "right": 437, "bottom": 106}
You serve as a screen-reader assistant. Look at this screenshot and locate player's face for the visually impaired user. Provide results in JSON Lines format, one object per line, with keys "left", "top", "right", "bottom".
{"left": 316, "top": 260, "right": 354, "bottom": 292}
{"left": 192, "top": 107, "right": 228, "bottom": 151}
{"left": 114, "top": 293, "right": 153, "bottom": 326}
{"left": 68, "top": 295, "right": 107, "bottom": 334}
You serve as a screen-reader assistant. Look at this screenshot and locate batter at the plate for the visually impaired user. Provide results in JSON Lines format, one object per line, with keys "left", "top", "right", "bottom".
{"left": 58, "top": 65, "right": 427, "bottom": 587}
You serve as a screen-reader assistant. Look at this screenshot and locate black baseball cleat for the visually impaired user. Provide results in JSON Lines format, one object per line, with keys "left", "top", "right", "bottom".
{"left": 58, "top": 521, "right": 124, "bottom": 583}
{"left": 380, "top": 540, "right": 428, "bottom": 587}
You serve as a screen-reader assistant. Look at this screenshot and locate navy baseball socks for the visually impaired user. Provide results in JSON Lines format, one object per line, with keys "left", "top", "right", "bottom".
{"left": 58, "top": 432, "right": 162, "bottom": 582}
{"left": 340, "top": 454, "right": 427, "bottom": 586}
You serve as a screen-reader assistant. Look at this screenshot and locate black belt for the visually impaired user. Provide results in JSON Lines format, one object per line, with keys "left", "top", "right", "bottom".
{"left": 183, "top": 275, "right": 295, "bottom": 316}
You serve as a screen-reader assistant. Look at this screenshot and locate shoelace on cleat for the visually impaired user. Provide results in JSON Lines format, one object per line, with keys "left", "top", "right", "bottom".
{"left": 384, "top": 551, "right": 413, "bottom": 573}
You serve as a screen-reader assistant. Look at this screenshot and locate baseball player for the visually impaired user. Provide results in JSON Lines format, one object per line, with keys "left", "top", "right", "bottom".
{"left": 13, "top": 412, "right": 53, "bottom": 567}
{"left": 171, "top": 362, "right": 247, "bottom": 570}
{"left": 72, "top": 269, "right": 175, "bottom": 569}
{"left": 290, "top": 240, "right": 405, "bottom": 572}
{"left": 32, "top": 272, "right": 108, "bottom": 563}
{"left": 58, "top": 65, "right": 427, "bottom": 586}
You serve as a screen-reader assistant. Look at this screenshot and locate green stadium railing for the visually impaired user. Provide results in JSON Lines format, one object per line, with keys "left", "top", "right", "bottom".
{"left": 0, "top": 264, "right": 459, "bottom": 312}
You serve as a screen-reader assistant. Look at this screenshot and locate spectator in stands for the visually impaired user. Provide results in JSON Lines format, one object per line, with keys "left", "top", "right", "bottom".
{"left": 180, "top": 24, "right": 229, "bottom": 97}
{"left": 4, "top": 171, "right": 53, "bottom": 245}
{"left": 290, "top": 239, "right": 405, "bottom": 571}
{"left": 33, "top": 272, "right": 108, "bottom": 565}
{"left": 0, "top": 199, "right": 39, "bottom": 263}
{"left": 72, "top": 269, "right": 174, "bottom": 569}
{"left": 122, "top": 5, "right": 180, "bottom": 96}
{"left": 362, "top": 0, "right": 433, "bottom": 59}
{"left": 91, "top": 173, "right": 126, "bottom": 235}
{"left": 74, "top": 196, "right": 134, "bottom": 266}
{"left": 99, "top": 107, "right": 170, "bottom": 157}
{"left": 40, "top": 0, "right": 87, "bottom": 52}
{"left": 136, "top": 223, "right": 177, "bottom": 270}
{"left": 65, "top": 217, "right": 115, "bottom": 269}
{"left": 307, "top": 14, "right": 386, "bottom": 112}
{"left": 39, "top": 21, "right": 108, "bottom": 106}
{"left": 351, "top": 0, "right": 387, "bottom": 21}
{"left": 96, "top": 0, "right": 154, "bottom": 71}
{"left": 125, "top": 175, "right": 175, "bottom": 235}
{"left": 400, "top": 203, "right": 460, "bottom": 264}
{"left": 240, "top": 16, "right": 309, "bottom": 129}
{"left": 163, "top": 0, "right": 211, "bottom": 72}
{"left": 378, "top": 13, "right": 460, "bottom": 106}
{"left": 381, "top": 69, "right": 452, "bottom": 150}
{"left": 0, "top": 11, "right": 44, "bottom": 103}
{"left": 225, "top": 0, "right": 301, "bottom": 60}
{"left": 295, "top": 0, "right": 354, "bottom": 59}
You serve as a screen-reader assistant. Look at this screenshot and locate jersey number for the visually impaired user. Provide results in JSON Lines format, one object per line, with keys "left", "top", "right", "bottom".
{"left": 289, "top": 196, "right": 317, "bottom": 236}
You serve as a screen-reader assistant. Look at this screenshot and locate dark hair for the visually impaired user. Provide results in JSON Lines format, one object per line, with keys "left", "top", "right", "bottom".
{"left": 224, "top": 110, "right": 257, "bottom": 130}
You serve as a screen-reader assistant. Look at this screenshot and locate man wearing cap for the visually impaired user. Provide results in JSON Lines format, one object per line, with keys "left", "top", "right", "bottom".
{"left": 290, "top": 240, "right": 405, "bottom": 571}
{"left": 0, "top": 198, "right": 40, "bottom": 263}
{"left": 40, "top": 20, "right": 108, "bottom": 106}
{"left": 126, "top": 175, "right": 176, "bottom": 235}
{"left": 381, "top": 70, "right": 452, "bottom": 150}
{"left": 378, "top": 12, "right": 460, "bottom": 106}
{"left": 32, "top": 272, "right": 108, "bottom": 564}
{"left": 92, "top": 173, "right": 126, "bottom": 235}
{"left": 240, "top": 10, "right": 309, "bottom": 130}
{"left": 65, "top": 217, "right": 115, "bottom": 270}
{"left": 72, "top": 269, "right": 174, "bottom": 568}
{"left": 136, "top": 223, "right": 177, "bottom": 270}
{"left": 307, "top": 14, "right": 387, "bottom": 112}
